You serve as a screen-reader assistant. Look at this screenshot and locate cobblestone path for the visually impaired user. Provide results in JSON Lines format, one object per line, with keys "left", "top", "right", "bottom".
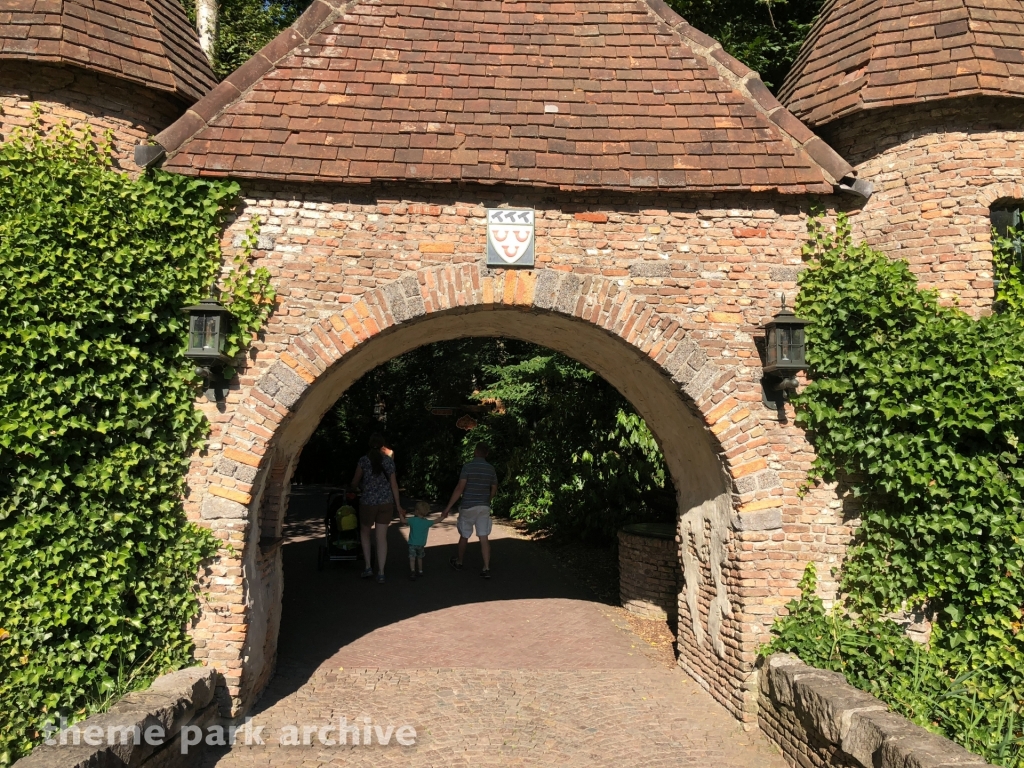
{"left": 200, "top": 490, "right": 786, "bottom": 768}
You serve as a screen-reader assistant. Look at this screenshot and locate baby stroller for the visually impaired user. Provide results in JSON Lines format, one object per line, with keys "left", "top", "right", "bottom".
{"left": 317, "top": 489, "right": 363, "bottom": 570}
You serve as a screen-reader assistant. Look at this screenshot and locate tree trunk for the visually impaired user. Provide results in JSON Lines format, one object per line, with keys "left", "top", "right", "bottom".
{"left": 195, "top": 0, "right": 217, "bottom": 67}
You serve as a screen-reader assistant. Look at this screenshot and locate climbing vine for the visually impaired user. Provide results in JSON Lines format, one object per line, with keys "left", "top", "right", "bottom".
{"left": 0, "top": 120, "right": 272, "bottom": 764}
{"left": 765, "top": 214, "right": 1024, "bottom": 767}
{"left": 994, "top": 219, "right": 1024, "bottom": 314}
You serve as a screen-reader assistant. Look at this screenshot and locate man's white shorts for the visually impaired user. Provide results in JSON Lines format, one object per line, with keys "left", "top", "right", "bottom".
{"left": 457, "top": 505, "right": 492, "bottom": 538}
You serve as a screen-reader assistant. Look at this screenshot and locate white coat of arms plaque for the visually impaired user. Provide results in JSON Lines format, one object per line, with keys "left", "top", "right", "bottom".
{"left": 486, "top": 208, "right": 535, "bottom": 267}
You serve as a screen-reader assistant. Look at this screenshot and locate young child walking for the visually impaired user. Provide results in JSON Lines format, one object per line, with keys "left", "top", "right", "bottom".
{"left": 406, "top": 501, "right": 436, "bottom": 580}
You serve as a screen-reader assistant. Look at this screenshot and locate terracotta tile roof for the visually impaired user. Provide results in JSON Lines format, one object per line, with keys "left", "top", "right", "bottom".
{"left": 149, "top": 0, "right": 854, "bottom": 193}
{"left": 0, "top": 0, "right": 217, "bottom": 104}
{"left": 779, "top": 0, "right": 1024, "bottom": 128}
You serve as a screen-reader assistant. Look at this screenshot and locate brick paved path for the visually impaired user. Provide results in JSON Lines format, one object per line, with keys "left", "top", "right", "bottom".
{"left": 199, "top": 490, "right": 786, "bottom": 767}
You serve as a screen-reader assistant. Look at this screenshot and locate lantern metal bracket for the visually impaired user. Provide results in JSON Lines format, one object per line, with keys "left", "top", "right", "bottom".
{"left": 761, "top": 374, "right": 800, "bottom": 409}
{"left": 194, "top": 365, "right": 229, "bottom": 403}
{"left": 758, "top": 293, "right": 811, "bottom": 413}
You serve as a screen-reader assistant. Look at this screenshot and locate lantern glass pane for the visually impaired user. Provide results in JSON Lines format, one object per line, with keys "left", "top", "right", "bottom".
{"left": 791, "top": 327, "right": 806, "bottom": 366}
{"left": 190, "top": 313, "right": 219, "bottom": 351}
{"left": 779, "top": 325, "right": 793, "bottom": 363}
{"left": 765, "top": 326, "right": 777, "bottom": 367}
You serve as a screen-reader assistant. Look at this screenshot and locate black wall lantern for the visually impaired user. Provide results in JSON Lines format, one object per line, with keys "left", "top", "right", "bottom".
{"left": 761, "top": 295, "right": 811, "bottom": 408}
{"left": 183, "top": 294, "right": 232, "bottom": 402}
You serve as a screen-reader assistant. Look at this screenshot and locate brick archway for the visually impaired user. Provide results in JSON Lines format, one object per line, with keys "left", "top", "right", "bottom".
{"left": 188, "top": 262, "right": 792, "bottom": 721}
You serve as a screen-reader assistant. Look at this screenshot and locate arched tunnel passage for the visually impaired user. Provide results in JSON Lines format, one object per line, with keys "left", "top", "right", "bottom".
{"left": 266, "top": 306, "right": 729, "bottom": 515}
{"left": 290, "top": 334, "right": 680, "bottom": 537}
{"left": 227, "top": 302, "right": 741, "bottom": 718}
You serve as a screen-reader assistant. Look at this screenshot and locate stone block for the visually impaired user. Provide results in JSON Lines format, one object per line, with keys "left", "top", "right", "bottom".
{"left": 399, "top": 275, "right": 426, "bottom": 317}
{"left": 769, "top": 266, "right": 803, "bottom": 282}
{"left": 877, "top": 724, "right": 991, "bottom": 768}
{"left": 629, "top": 261, "right": 671, "bottom": 278}
{"left": 259, "top": 361, "right": 307, "bottom": 408}
{"left": 383, "top": 281, "right": 412, "bottom": 322}
{"left": 842, "top": 709, "right": 927, "bottom": 768}
{"left": 792, "top": 669, "right": 884, "bottom": 744}
{"left": 14, "top": 668, "right": 218, "bottom": 768}
{"left": 147, "top": 667, "right": 217, "bottom": 711}
{"left": 682, "top": 362, "right": 719, "bottom": 401}
{"left": 764, "top": 653, "right": 811, "bottom": 708}
{"left": 731, "top": 509, "right": 782, "bottom": 531}
{"left": 533, "top": 269, "right": 561, "bottom": 309}
{"left": 554, "top": 273, "right": 582, "bottom": 315}
{"left": 202, "top": 495, "right": 248, "bottom": 520}
{"left": 215, "top": 459, "right": 238, "bottom": 478}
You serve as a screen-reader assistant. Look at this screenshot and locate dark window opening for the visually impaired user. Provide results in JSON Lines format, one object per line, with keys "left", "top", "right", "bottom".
{"left": 991, "top": 202, "right": 1024, "bottom": 311}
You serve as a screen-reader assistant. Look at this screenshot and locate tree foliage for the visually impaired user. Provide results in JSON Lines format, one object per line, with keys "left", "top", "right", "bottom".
{"left": 0, "top": 122, "right": 269, "bottom": 764}
{"left": 667, "top": 0, "right": 826, "bottom": 89}
{"left": 295, "top": 338, "right": 674, "bottom": 544}
{"left": 179, "top": 0, "right": 310, "bottom": 79}
{"left": 295, "top": 338, "right": 530, "bottom": 499}
{"left": 469, "top": 352, "right": 674, "bottom": 544}
{"left": 766, "top": 214, "right": 1024, "bottom": 767}
{"left": 993, "top": 218, "right": 1024, "bottom": 315}
{"left": 176, "top": 0, "right": 823, "bottom": 91}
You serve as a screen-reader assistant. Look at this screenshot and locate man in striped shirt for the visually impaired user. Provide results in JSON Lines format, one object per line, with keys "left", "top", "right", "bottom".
{"left": 440, "top": 442, "right": 498, "bottom": 578}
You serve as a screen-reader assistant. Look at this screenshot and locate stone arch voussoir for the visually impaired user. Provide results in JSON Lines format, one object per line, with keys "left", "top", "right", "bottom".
{"left": 978, "top": 182, "right": 1024, "bottom": 211}
{"left": 202, "top": 264, "right": 784, "bottom": 521}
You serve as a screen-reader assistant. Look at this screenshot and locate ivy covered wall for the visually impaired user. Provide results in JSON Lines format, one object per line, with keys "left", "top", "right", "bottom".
{"left": 766, "top": 215, "right": 1024, "bottom": 768}
{"left": 0, "top": 122, "right": 271, "bottom": 764}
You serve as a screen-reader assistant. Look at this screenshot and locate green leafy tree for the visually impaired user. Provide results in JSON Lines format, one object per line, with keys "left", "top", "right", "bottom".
{"left": 177, "top": 0, "right": 822, "bottom": 89}
{"left": 993, "top": 217, "right": 1024, "bottom": 315}
{"left": 179, "top": 0, "right": 311, "bottom": 79}
{"left": 295, "top": 339, "right": 674, "bottom": 544}
{"left": 0, "top": 122, "right": 268, "bottom": 764}
{"left": 469, "top": 352, "right": 673, "bottom": 544}
{"left": 668, "top": 0, "right": 826, "bottom": 89}
{"left": 295, "top": 338, "right": 536, "bottom": 499}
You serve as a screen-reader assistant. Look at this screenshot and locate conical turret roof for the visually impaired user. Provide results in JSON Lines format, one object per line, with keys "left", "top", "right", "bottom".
{"left": 779, "top": 0, "right": 1024, "bottom": 128}
{"left": 0, "top": 0, "right": 217, "bottom": 104}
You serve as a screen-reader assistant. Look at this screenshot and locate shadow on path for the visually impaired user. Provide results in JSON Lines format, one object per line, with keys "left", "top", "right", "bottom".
{"left": 200, "top": 488, "right": 789, "bottom": 768}
{"left": 258, "top": 486, "right": 624, "bottom": 713}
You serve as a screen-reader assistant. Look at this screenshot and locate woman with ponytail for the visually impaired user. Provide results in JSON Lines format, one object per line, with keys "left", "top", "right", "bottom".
{"left": 349, "top": 433, "right": 405, "bottom": 582}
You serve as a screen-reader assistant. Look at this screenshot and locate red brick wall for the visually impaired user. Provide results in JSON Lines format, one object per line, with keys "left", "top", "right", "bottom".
{"left": 619, "top": 528, "right": 681, "bottom": 623}
{"left": 0, "top": 61, "right": 186, "bottom": 172}
{"left": 182, "top": 183, "right": 856, "bottom": 720}
{"left": 823, "top": 97, "right": 1024, "bottom": 314}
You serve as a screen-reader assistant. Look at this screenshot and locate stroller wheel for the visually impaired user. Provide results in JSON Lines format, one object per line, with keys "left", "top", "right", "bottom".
{"left": 317, "top": 546, "right": 326, "bottom": 571}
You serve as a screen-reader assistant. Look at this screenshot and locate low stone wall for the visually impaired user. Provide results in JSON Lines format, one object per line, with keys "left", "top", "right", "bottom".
{"left": 14, "top": 666, "right": 219, "bottom": 768}
{"left": 618, "top": 523, "right": 680, "bottom": 623}
{"left": 758, "top": 654, "right": 993, "bottom": 768}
